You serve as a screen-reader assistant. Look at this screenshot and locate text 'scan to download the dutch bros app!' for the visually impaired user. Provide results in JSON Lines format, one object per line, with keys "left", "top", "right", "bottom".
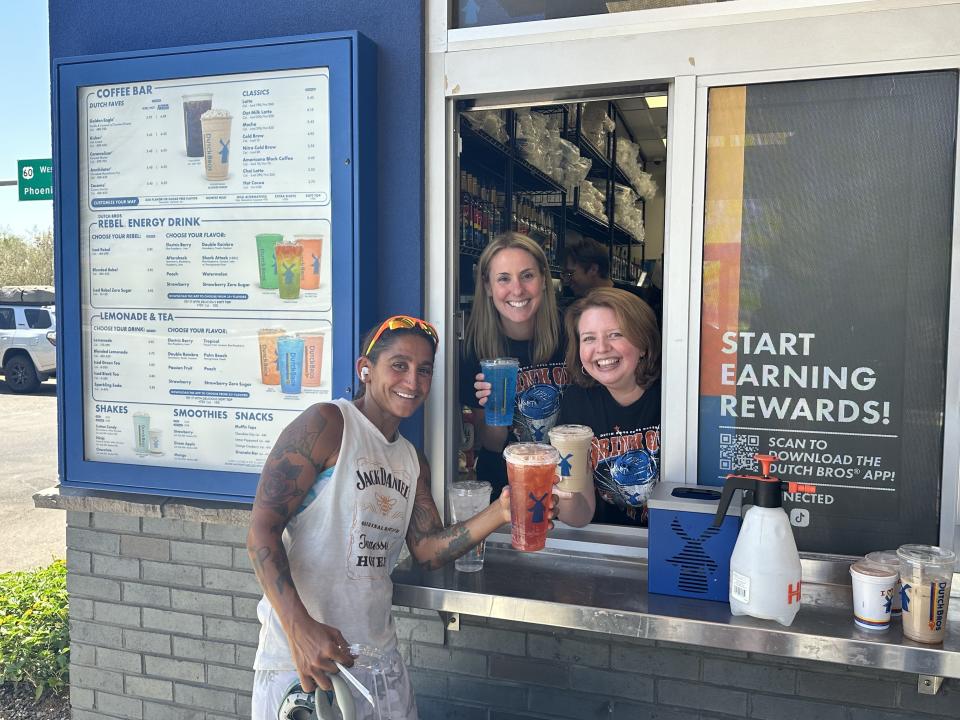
{"left": 275, "top": 241, "right": 303, "bottom": 300}
{"left": 294, "top": 235, "right": 324, "bottom": 290}
{"left": 503, "top": 443, "right": 559, "bottom": 552}
{"left": 277, "top": 336, "right": 305, "bottom": 394}
{"left": 897, "top": 544, "right": 956, "bottom": 644}
{"left": 297, "top": 332, "right": 324, "bottom": 387}
{"left": 182, "top": 93, "right": 212, "bottom": 158}
{"left": 548, "top": 424, "right": 594, "bottom": 494}
{"left": 480, "top": 358, "right": 519, "bottom": 427}
{"left": 201, "top": 108, "right": 232, "bottom": 180}
{"left": 258, "top": 328, "right": 285, "bottom": 386}
{"left": 255, "top": 234, "right": 282, "bottom": 290}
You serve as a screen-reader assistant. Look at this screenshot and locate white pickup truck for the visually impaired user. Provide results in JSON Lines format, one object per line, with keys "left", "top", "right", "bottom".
{"left": 0, "top": 299, "right": 57, "bottom": 393}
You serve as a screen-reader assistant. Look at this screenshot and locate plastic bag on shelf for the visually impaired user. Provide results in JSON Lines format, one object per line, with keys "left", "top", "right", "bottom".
{"left": 613, "top": 184, "right": 646, "bottom": 241}
{"left": 616, "top": 137, "right": 659, "bottom": 199}
{"left": 578, "top": 179, "right": 608, "bottom": 223}
{"left": 632, "top": 170, "right": 658, "bottom": 200}
{"left": 562, "top": 157, "right": 592, "bottom": 196}
{"left": 581, "top": 104, "right": 615, "bottom": 151}
{"left": 464, "top": 110, "right": 509, "bottom": 143}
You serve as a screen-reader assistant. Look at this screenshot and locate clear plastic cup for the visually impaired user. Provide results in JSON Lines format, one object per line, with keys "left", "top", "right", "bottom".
{"left": 897, "top": 544, "right": 956, "bottom": 644}
{"left": 480, "top": 358, "right": 519, "bottom": 427}
{"left": 450, "top": 480, "right": 492, "bottom": 572}
{"left": 864, "top": 550, "right": 902, "bottom": 616}
{"left": 548, "top": 424, "right": 594, "bottom": 494}
{"left": 503, "top": 443, "right": 559, "bottom": 551}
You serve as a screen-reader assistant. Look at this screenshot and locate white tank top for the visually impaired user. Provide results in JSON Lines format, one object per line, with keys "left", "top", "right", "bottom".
{"left": 254, "top": 398, "right": 420, "bottom": 670}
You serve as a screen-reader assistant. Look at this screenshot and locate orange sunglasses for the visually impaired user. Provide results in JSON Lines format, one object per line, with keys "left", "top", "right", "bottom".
{"left": 364, "top": 315, "right": 439, "bottom": 357}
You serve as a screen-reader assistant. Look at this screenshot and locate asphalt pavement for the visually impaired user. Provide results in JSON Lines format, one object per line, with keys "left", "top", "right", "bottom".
{"left": 0, "top": 379, "right": 64, "bottom": 572}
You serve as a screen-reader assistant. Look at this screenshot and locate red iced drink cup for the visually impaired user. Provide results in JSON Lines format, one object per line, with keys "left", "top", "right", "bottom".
{"left": 503, "top": 443, "right": 559, "bottom": 552}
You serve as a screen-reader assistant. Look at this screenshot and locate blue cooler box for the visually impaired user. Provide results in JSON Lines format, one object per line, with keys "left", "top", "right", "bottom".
{"left": 647, "top": 483, "right": 741, "bottom": 602}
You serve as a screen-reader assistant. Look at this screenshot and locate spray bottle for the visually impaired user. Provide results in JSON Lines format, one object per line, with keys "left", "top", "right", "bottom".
{"left": 712, "top": 453, "right": 814, "bottom": 626}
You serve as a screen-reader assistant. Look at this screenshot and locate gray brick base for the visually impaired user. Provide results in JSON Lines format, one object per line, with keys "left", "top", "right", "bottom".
{"left": 65, "top": 511, "right": 958, "bottom": 719}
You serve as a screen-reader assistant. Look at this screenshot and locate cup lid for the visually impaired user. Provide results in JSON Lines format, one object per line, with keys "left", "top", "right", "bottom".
{"left": 503, "top": 442, "right": 560, "bottom": 465}
{"left": 548, "top": 424, "right": 594, "bottom": 441}
{"left": 451, "top": 480, "right": 492, "bottom": 496}
{"left": 480, "top": 357, "right": 519, "bottom": 367}
{"left": 850, "top": 560, "right": 897, "bottom": 579}
{"left": 864, "top": 550, "right": 900, "bottom": 570}
{"left": 896, "top": 544, "right": 956, "bottom": 567}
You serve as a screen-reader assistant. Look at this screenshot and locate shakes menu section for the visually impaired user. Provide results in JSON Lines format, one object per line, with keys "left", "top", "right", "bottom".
{"left": 79, "top": 69, "right": 334, "bottom": 472}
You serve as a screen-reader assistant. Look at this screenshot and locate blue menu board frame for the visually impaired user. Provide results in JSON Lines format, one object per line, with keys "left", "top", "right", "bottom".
{"left": 53, "top": 32, "right": 376, "bottom": 501}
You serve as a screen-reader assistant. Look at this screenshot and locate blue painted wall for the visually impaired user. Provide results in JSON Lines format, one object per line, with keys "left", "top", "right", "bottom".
{"left": 48, "top": 0, "right": 424, "bottom": 340}
{"left": 49, "top": 1, "right": 427, "bottom": 445}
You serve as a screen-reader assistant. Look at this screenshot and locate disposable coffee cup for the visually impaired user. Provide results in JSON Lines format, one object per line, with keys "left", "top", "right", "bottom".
{"left": 548, "top": 424, "right": 594, "bottom": 494}
{"left": 897, "top": 544, "right": 956, "bottom": 644}
{"left": 480, "top": 357, "right": 519, "bottom": 427}
{"left": 201, "top": 109, "right": 232, "bottom": 180}
{"left": 503, "top": 443, "right": 559, "bottom": 552}
{"left": 849, "top": 560, "right": 897, "bottom": 631}
{"left": 865, "top": 550, "right": 902, "bottom": 616}
{"left": 450, "top": 480, "right": 492, "bottom": 572}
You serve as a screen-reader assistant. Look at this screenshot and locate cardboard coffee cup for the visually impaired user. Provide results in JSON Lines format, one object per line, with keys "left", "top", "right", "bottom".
{"left": 849, "top": 560, "right": 897, "bottom": 630}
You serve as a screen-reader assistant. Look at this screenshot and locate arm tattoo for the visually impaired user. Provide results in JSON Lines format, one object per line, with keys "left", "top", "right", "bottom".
{"left": 407, "top": 482, "right": 443, "bottom": 546}
{"left": 418, "top": 524, "right": 474, "bottom": 571}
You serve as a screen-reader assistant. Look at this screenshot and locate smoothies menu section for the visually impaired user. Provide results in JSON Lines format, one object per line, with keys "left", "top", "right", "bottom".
{"left": 79, "top": 69, "right": 334, "bottom": 473}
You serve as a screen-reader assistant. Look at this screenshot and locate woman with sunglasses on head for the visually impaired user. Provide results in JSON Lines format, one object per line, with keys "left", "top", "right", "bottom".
{"left": 461, "top": 233, "right": 569, "bottom": 497}
{"left": 558, "top": 288, "right": 662, "bottom": 526}
{"left": 249, "top": 316, "right": 556, "bottom": 719}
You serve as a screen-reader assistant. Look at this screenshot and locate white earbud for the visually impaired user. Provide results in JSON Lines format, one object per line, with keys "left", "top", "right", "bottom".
{"left": 360, "top": 367, "right": 370, "bottom": 380}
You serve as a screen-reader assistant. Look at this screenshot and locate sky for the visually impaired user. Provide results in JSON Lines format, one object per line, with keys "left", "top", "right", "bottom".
{"left": 0, "top": 3, "right": 53, "bottom": 237}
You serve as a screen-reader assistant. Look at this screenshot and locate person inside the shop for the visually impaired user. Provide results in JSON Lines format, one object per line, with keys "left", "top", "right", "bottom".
{"left": 559, "top": 288, "right": 661, "bottom": 525}
{"left": 461, "top": 232, "right": 569, "bottom": 497}
{"left": 248, "top": 315, "right": 561, "bottom": 720}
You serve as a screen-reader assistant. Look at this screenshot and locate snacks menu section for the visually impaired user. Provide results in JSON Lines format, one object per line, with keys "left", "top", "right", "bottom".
{"left": 79, "top": 68, "right": 334, "bottom": 473}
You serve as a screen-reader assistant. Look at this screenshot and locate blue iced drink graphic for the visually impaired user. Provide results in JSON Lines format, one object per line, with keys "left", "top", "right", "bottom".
{"left": 480, "top": 358, "right": 519, "bottom": 427}
{"left": 277, "top": 336, "right": 305, "bottom": 394}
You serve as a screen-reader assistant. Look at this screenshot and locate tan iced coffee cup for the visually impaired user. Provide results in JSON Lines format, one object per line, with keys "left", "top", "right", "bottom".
{"left": 201, "top": 109, "right": 232, "bottom": 180}
{"left": 548, "top": 424, "right": 594, "bottom": 494}
{"left": 897, "top": 544, "right": 956, "bottom": 644}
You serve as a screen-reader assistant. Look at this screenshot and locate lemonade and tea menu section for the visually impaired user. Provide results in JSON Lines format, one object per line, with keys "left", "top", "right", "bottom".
{"left": 78, "top": 69, "right": 334, "bottom": 473}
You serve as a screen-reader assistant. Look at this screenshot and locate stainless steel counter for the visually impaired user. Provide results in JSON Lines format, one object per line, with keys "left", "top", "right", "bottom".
{"left": 391, "top": 540, "right": 960, "bottom": 683}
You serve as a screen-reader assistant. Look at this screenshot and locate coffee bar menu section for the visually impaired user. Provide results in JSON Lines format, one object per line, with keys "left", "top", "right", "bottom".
{"left": 78, "top": 69, "right": 335, "bottom": 473}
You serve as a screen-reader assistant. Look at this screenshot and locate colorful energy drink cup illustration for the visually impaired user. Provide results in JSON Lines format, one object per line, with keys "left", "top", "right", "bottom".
{"left": 897, "top": 544, "right": 956, "bottom": 644}
{"left": 297, "top": 332, "right": 324, "bottom": 387}
{"left": 277, "top": 336, "right": 305, "bottom": 394}
{"left": 294, "top": 235, "right": 323, "bottom": 290}
{"left": 502, "top": 443, "right": 559, "bottom": 552}
{"left": 182, "top": 93, "right": 213, "bottom": 158}
{"left": 149, "top": 429, "right": 163, "bottom": 455}
{"left": 275, "top": 241, "right": 303, "bottom": 300}
{"left": 849, "top": 560, "right": 897, "bottom": 630}
{"left": 255, "top": 234, "right": 282, "bottom": 290}
{"left": 480, "top": 357, "right": 519, "bottom": 427}
{"left": 258, "top": 328, "right": 285, "bottom": 385}
{"left": 548, "top": 424, "right": 595, "bottom": 494}
{"left": 133, "top": 412, "right": 151, "bottom": 454}
{"left": 201, "top": 109, "right": 232, "bottom": 180}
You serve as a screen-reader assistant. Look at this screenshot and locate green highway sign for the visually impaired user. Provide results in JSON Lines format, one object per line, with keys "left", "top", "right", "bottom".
{"left": 18, "top": 158, "right": 53, "bottom": 201}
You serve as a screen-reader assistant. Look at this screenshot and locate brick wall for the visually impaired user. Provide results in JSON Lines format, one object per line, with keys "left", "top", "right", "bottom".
{"left": 65, "top": 511, "right": 958, "bottom": 720}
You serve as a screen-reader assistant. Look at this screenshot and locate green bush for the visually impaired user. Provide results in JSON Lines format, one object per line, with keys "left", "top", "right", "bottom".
{"left": 0, "top": 560, "right": 69, "bottom": 697}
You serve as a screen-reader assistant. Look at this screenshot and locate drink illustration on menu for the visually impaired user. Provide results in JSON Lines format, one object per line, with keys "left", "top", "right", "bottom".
{"left": 79, "top": 68, "right": 335, "bottom": 473}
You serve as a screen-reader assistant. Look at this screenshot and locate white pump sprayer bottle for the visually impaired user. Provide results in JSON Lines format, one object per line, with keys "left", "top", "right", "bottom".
{"left": 712, "top": 453, "right": 810, "bottom": 627}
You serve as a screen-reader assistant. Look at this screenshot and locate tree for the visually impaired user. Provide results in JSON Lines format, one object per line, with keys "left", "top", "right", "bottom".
{"left": 0, "top": 229, "right": 54, "bottom": 286}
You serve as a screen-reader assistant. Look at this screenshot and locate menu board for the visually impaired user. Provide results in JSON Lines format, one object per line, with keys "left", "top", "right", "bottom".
{"left": 78, "top": 69, "right": 333, "bottom": 473}
{"left": 698, "top": 72, "right": 956, "bottom": 554}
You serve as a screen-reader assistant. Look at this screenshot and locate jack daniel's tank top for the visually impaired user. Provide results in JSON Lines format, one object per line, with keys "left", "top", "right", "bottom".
{"left": 254, "top": 398, "right": 420, "bottom": 670}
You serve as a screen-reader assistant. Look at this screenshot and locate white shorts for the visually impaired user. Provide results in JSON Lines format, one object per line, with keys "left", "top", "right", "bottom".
{"left": 252, "top": 648, "right": 418, "bottom": 720}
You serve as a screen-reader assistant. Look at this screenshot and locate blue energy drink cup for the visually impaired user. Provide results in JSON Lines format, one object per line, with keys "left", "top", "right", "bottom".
{"left": 480, "top": 357, "right": 519, "bottom": 427}
{"left": 277, "top": 336, "right": 305, "bottom": 394}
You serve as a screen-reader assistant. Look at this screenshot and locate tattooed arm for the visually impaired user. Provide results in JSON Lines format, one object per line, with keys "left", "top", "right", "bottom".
{"left": 246, "top": 403, "right": 353, "bottom": 692}
{"left": 404, "top": 450, "right": 563, "bottom": 570}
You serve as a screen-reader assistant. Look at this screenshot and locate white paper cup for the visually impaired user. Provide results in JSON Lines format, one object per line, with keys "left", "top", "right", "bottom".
{"left": 864, "top": 550, "right": 902, "bottom": 616}
{"left": 850, "top": 560, "right": 897, "bottom": 630}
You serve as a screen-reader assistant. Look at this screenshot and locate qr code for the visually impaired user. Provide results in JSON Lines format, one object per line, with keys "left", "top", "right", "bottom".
{"left": 719, "top": 433, "right": 759, "bottom": 472}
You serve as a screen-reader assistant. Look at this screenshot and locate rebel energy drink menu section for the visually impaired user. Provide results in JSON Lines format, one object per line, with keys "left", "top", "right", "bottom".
{"left": 78, "top": 69, "right": 335, "bottom": 473}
